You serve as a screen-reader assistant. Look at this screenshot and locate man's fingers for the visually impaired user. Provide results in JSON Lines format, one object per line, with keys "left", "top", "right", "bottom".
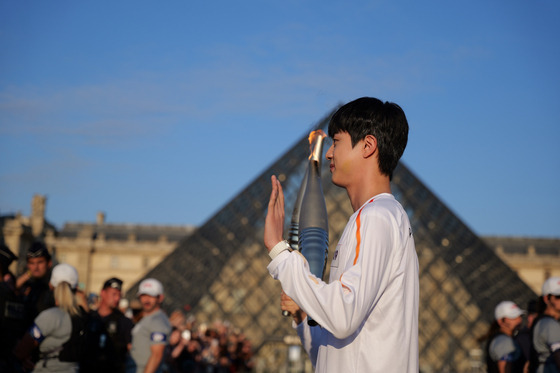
{"left": 268, "top": 175, "right": 278, "bottom": 207}
{"left": 268, "top": 175, "right": 284, "bottom": 220}
{"left": 276, "top": 177, "right": 284, "bottom": 211}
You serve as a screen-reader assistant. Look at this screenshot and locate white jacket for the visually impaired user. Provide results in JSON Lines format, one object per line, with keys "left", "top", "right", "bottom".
{"left": 268, "top": 193, "right": 419, "bottom": 372}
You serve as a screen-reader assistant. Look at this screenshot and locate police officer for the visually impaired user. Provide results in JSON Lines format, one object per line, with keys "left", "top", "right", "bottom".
{"left": 16, "top": 241, "right": 54, "bottom": 330}
{"left": 81, "top": 277, "right": 134, "bottom": 373}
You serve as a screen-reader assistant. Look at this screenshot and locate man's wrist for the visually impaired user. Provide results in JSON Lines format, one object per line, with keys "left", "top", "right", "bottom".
{"left": 268, "top": 240, "right": 291, "bottom": 260}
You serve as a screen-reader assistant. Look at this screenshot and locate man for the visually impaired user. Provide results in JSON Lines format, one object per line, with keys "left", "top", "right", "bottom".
{"left": 81, "top": 277, "right": 134, "bottom": 373}
{"left": 264, "top": 97, "right": 419, "bottom": 372}
{"left": 15, "top": 241, "right": 54, "bottom": 331}
{"left": 531, "top": 277, "right": 560, "bottom": 372}
{"left": 486, "top": 301, "right": 526, "bottom": 373}
{"left": 130, "top": 278, "right": 171, "bottom": 373}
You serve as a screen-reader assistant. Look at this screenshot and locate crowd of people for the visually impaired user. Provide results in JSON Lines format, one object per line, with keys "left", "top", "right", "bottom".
{"left": 164, "top": 311, "right": 254, "bottom": 373}
{"left": 0, "top": 242, "right": 254, "bottom": 373}
{"left": 478, "top": 277, "right": 560, "bottom": 373}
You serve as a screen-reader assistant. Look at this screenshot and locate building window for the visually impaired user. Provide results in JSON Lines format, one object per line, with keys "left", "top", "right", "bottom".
{"left": 111, "top": 256, "right": 119, "bottom": 269}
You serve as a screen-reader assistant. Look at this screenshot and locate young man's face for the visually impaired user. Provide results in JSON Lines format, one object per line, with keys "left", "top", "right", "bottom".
{"left": 326, "top": 131, "right": 363, "bottom": 188}
{"left": 100, "top": 287, "right": 122, "bottom": 310}
{"left": 498, "top": 316, "right": 523, "bottom": 334}
{"left": 27, "top": 257, "right": 50, "bottom": 278}
{"left": 139, "top": 294, "right": 161, "bottom": 314}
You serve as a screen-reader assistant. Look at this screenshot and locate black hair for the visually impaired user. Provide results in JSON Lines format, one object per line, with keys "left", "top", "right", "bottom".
{"left": 328, "top": 97, "right": 409, "bottom": 179}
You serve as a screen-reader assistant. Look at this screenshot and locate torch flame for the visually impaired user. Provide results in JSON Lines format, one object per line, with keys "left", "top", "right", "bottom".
{"left": 308, "top": 129, "right": 326, "bottom": 160}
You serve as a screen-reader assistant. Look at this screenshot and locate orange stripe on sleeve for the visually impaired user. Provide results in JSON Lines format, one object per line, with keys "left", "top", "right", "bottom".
{"left": 353, "top": 210, "right": 362, "bottom": 265}
{"left": 339, "top": 198, "right": 376, "bottom": 292}
{"left": 352, "top": 198, "right": 375, "bottom": 265}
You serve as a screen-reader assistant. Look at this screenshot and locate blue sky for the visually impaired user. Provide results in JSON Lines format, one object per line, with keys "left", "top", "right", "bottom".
{"left": 1, "top": 0, "right": 559, "bottom": 237}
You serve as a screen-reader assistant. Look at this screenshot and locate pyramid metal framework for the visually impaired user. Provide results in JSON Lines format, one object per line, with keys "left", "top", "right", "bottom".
{"left": 130, "top": 108, "right": 536, "bottom": 372}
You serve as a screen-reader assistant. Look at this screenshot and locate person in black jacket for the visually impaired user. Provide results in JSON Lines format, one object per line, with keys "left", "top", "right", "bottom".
{"left": 81, "top": 277, "right": 134, "bottom": 373}
{"left": 16, "top": 242, "right": 54, "bottom": 331}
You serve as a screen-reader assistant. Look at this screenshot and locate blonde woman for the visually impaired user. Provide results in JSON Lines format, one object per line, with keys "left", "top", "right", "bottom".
{"left": 14, "top": 263, "right": 82, "bottom": 372}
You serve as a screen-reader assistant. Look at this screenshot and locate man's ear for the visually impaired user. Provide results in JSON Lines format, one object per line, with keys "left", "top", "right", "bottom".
{"left": 363, "top": 135, "right": 378, "bottom": 158}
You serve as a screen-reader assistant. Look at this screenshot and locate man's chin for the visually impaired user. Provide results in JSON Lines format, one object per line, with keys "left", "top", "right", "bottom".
{"left": 330, "top": 177, "right": 345, "bottom": 188}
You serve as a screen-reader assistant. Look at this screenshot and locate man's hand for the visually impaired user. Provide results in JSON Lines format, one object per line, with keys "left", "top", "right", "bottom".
{"left": 264, "top": 175, "right": 285, "bottom": 252}
{"left": 15, "top": 270, "right": 32, "bottom": 289}
{"left": 281, "top": 291, "right": 306, "bottom": 325}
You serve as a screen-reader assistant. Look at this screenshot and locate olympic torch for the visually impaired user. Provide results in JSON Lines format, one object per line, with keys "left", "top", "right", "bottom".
{"left": 287, "top": 158, "right": 308, "bottom": 253}
{"left": 283, "top": 135, "right": 310, "bottom": 317}
{"left": 284, "top": 130, "right": 329, "bottom": 326}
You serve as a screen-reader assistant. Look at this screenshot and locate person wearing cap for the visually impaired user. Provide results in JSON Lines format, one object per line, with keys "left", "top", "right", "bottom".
{"left": 80, "top": 277, "right": 134, "bottom": 373}
{"left": 531, "top": 277, "right": 560, "bottom": 372}
{"left": 0, "top": 244, "right": 27, "bottom": 371}
{"left": 16, "top": 241, "right": 55, "bottom": 331}
{"left": 482, "top": 300, "right": 526, "bottom": 373}
{"left": 129, "top": 278, "right": 171, "bottom": 373}
{"left": 13, "top": 263, "right": 83, "bottom": 372}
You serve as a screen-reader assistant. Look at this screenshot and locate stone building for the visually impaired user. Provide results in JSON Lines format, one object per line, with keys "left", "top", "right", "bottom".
{"left": 1, "top": 195, "right": 57, "bottom": 275}
{"left": 482, "top": 236, "right": 560, "bottom": 294}
{"left": 1, "top": 196, "right": 194, "bottom": 294}
{"left": 3, "top": 198, "right": 556, "bottom": 299}
{"left": 52, "top": 212, "right": 195, "bottom": 293}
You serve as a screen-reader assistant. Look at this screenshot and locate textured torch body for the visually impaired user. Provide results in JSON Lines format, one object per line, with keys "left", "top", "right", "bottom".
{"left": 288, "top": 169, "right": 307, "bottom": 252}
{"left": 294, "top": 130, "right": 329, "bottom": 326}
{"left": 299, "top": 227, "right": 329, "bottom": 279}
{"left": 298, "top": 157, "right": 329, "bottom": 281}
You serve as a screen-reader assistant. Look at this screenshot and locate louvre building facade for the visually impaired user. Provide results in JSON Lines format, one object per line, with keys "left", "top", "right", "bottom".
{"left": 124, "top": 109, "right": 539, "bottom": 372}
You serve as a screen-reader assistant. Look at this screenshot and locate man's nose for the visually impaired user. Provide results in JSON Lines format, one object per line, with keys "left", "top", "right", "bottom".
{"left": 326, "top": 144, "right": 333, "bottom": 160}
